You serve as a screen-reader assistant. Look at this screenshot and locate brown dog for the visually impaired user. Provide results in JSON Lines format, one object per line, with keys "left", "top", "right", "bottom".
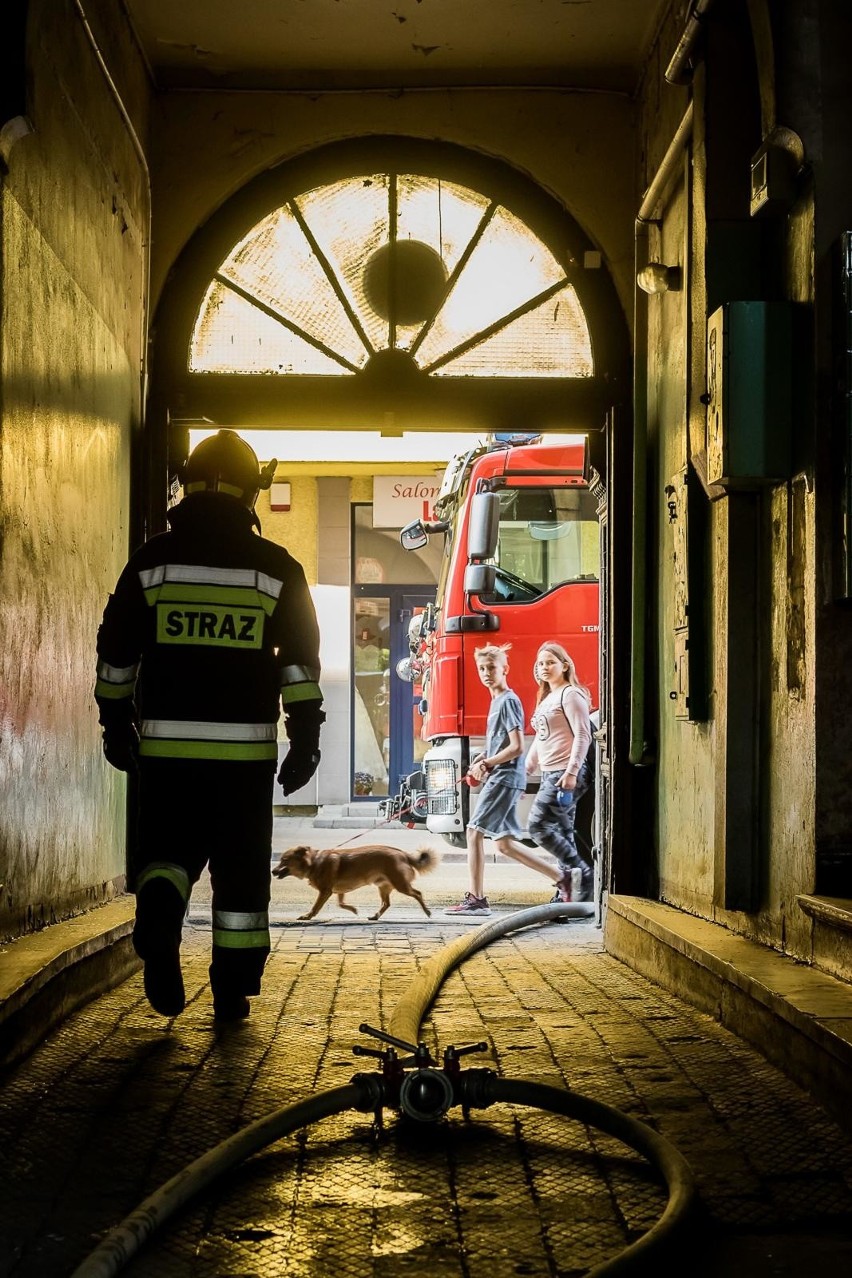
{"left": 272, "top": 843, "right": 441, "bottom": 921}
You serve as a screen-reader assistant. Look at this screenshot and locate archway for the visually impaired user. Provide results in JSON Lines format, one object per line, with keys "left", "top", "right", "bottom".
{"left": 151, "top": 136, "right": 628, "bottom": 449}
{"left": 148, "top": 134, "right": 631, "bottom": 826}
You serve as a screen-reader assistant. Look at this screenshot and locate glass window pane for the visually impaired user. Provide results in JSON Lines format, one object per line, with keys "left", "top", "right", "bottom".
{"left": 219, "top": 206, "right": 369, "bottom": 368}
{"left": 396, "top": 176, "right": 489, "bottom": 272}
{"left": 187, "top": 170, "right": 598, "bottom": 382}
{"left": 189, "top": 281, "right": 354, "bottom": 375}
{"left": 484, "top": 485, "right": 599, "bottom": 600}
{"left": 296, "top": 176, "right": 391, "bottom": 352}
{"left": 415, "top": 204, "right": 567, "bottom": 368}
{"left": 395, "top": 176, "right": 490, "bottom": 350}
{"left": 353, "top": 503, "right": 441, "bottom": 587}
{"left": 353, "top": 598, "right": 390, "bottom": 797}
{"left": 432, "top": 283, "right": 593, "bottom": 378}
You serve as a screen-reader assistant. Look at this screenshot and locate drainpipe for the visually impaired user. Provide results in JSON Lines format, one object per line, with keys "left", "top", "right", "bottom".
{"left": 71, "top": 0, "right": 152, "bottom": 489}
{"left": 630, "top": 103, "right": 694, "bottom": 766}
{"left": 665, "top": 0, "right": 718, "bottom": 86}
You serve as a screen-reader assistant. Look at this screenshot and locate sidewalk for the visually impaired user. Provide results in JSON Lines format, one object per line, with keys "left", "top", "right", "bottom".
{"left": 263, "top": 813, "right": 567, "bottom": 914}
{"left": 605, "top": 893, "right": 852, "bottom": 1142}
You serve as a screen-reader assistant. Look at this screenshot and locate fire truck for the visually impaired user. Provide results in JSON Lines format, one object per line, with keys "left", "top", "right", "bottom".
{"left": 385, "top": 432, "right": 600, "bottom": 848}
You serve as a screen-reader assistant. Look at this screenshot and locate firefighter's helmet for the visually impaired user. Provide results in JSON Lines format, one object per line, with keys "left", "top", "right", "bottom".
{"left": 180, "top": 430, "right": 276, "bottom": 510}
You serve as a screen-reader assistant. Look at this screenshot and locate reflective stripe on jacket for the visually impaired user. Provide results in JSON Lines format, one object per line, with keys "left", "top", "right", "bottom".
{"left": 94, "top": 494, "right": 322, "bottom": 755}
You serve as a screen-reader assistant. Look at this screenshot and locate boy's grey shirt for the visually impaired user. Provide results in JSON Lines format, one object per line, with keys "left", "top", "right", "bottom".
{"left": 485, "top": 689, "right": 525, "bottom": 787}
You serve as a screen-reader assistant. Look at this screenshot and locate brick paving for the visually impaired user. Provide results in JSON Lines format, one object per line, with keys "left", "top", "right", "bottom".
{"left": 2, "top": 903, "right": 852, "bottom": 1277}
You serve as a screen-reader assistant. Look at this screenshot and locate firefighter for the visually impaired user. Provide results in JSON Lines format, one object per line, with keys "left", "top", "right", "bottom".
{"left": 94, "top": 430, "right": 324, "bottom": 1022}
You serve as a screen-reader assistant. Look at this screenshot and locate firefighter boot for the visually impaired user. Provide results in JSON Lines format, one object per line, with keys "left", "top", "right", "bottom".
{"left": 213, "top": 992, "right": 251, "bottom": 1023}
{"left": 209, "top": 961, "right": 252, "bottom": 1022}
{"left": 133, "top": 879, "right": 186, "bottom": 1017}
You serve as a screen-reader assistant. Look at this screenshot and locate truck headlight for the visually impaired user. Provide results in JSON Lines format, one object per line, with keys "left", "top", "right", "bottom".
{"left": 425, "top": 758, "right": 458, "bottom": 814}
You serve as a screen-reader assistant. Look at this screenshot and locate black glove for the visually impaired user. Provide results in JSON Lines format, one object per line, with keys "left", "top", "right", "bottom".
{"left": 102, "top": 721, "right": 140, "bottom": 773}
{"left": 278, "top": 699, "right": 324, "bottom": 794}
{"left": 278, "top": 745, "right": 321, "bottom": 795}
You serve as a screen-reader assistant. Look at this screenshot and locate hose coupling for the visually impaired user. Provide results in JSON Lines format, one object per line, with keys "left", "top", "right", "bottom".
{"left": 351, "top": 1023, "right": 492, "bottom": 1124}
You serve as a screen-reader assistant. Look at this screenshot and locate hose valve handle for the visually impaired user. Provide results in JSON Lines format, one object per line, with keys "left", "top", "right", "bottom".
{"left": 352, "top": 1045, "right": 391, "bottom": 1060}
{"left": 444, "top": 1041, "right": 489, "bottom": 1061}
{"left": 358, "top": 1022, "right": 419, "bottom": 1053}
{"left": 359, "top": 1022, "right": 434, "bottom": 1068}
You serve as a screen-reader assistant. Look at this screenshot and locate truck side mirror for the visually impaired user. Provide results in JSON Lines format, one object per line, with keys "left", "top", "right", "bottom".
{"left": 395, "top": 656, "right": 420, "bottom": 682}
{"left": 467, "top": 492, "right": 500, "bottom": 559}
{"left": 400, "top": 519, "right": 429, "bottom": 551}
{"left": 400, "top": 517, "right": 449, "bottom": 550}
{"left": 464, "top": 563, "right": 496, "bottom": 596}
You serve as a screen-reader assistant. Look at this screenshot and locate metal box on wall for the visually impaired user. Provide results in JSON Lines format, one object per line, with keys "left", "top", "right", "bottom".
{"left": 706, "top": 301, "right": 792, "bottom": 488}
{"left": 664, "top": 466, "right": 707, "bottom": 723}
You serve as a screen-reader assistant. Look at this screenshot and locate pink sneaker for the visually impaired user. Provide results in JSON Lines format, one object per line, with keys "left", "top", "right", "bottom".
{"left": 554, "top": 864, "right": 593, "bottom": 902}
{"left": 444, "top": 892, "right": 491, "bottom": 916}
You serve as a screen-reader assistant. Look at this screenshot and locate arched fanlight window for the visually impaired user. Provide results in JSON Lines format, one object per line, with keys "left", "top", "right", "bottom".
{"left": 189, "top": 173, "right": 594, "bottom": 380}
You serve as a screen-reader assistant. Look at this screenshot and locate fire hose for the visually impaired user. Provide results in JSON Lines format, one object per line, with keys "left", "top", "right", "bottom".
{"left": 70, "top": 903, "right": 696, "bottom": 1277}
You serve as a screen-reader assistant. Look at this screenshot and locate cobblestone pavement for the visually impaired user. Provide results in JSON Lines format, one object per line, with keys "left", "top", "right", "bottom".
{"left": 2, "top": 907, "right": 852, "bottom": 1276}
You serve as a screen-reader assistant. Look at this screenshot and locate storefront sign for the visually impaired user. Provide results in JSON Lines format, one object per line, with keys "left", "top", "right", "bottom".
{"left": 372, "top": 474, "right": 444, "bottom": 528}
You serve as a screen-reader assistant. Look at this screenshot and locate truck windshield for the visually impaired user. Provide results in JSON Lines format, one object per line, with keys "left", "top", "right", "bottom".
{"left": 485, "top": 484, "right": 599, "bottom": 601}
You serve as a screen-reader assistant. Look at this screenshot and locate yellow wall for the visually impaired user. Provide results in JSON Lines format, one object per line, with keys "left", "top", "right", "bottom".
{"left": 0, "top": 0, "right": 149, "bottom": 937}
{"left": 258, "top": 476, "right": 319, "bottom": 583}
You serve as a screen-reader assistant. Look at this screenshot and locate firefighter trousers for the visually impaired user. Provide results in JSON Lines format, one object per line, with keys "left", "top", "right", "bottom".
{"left": 133, "top": 757, "right": 275, "bottom": 1001}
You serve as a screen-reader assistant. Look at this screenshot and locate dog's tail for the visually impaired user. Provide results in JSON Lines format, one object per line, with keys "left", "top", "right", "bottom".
{"left": 407, "top": 845, "right": 442, "bottom": 875}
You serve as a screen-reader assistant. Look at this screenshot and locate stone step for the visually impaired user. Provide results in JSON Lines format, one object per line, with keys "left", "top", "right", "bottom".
{"left": 796, "top": 895, "right": 852, "bottom": 985}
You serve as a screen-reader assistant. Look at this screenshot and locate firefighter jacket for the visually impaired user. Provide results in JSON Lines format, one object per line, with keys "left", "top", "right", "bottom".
{"left": 94, "top": 493, "right": 322, "bottom": 762}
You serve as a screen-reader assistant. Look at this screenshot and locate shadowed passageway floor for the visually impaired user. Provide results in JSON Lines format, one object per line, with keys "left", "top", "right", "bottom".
{"left": 2, "top": 873, "right": 852, "bottom": 1276}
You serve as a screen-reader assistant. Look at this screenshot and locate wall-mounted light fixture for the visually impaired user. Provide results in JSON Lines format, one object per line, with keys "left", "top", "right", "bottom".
{"left": 750, "top": 128, "right": 804, "bottom": 219}
{"left": 270, "top": 481, "right": 291, "bottom": 512}
{"left": 637, "top": 262, "right": 683, "bottom": 295}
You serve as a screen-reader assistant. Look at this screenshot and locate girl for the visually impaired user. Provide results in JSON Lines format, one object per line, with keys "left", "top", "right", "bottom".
{"left": 445, "top": 643, "right": 571, "bottom": 915}
{"left": 525, "top": 642, "right": 594, "bottom": 902}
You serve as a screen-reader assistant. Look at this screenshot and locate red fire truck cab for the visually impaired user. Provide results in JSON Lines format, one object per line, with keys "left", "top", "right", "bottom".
{"left": 388, "top": 433, "right": 600, "bottom": 846}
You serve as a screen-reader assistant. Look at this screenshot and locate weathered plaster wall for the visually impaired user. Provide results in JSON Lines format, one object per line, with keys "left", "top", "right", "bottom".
{"left": 639, "top": 1, "right": 823, "bottom": 961}
{"left": 148, "top": 88, "right": 637, "bottom": 328}
{"left": 806, "top": 0, "right": 852, "bottom": 902}
{"left": 0, "top": 0, "right": 149, "bottom": 938}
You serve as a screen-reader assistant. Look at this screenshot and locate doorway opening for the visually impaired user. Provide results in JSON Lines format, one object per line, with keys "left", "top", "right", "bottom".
{"left": 151, "top": 135, "right": 631, "bottom": 879}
